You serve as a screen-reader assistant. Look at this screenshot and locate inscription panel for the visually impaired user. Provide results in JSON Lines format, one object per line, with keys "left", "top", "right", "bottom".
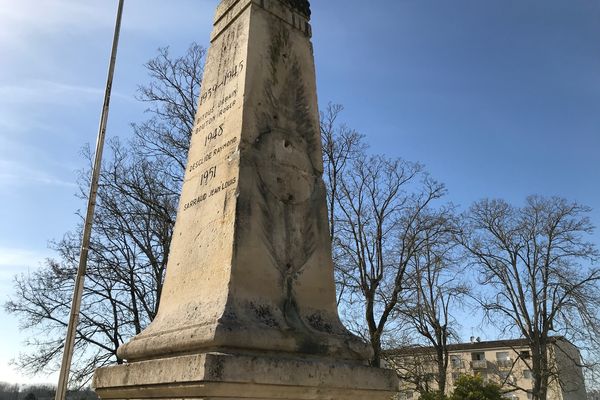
{"left": 179, "top": 19, "right": 247, "bottom": 217}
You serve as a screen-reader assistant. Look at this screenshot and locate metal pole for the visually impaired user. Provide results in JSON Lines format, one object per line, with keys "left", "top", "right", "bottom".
{"left": 55, "top": 1, "right": 125, "bottom": 399}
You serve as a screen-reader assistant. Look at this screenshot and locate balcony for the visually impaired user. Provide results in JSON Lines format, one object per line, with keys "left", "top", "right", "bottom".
{"left": 471, "top": 360, "right": 488, "bottom": 369}
{"left": 496, "top": 359, "right": 513, "bottom": 369}
{"left": 451, "top": 360, "right": 465, "bottom": 369}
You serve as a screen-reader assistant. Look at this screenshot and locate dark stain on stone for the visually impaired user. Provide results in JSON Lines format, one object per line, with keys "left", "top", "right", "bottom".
{"left": 281, "top": 0, "right": 311, "bottom": 18}
{"left": 298, "top": 337, "right": 328, "bottom": 355}
{"left": 307, "top": 312, "right": 334, "bottom": 334}
{"left": 250, "top": 302, "right": 280, "bottom": 328}
{"left": 207, "top": 357, "right": 225, "bottom": 380}
{"left": 282, "top": 276, "right": 316, "bottom": 336}
{"left": 220, "top": 309, "right": 238, "bottom": 323}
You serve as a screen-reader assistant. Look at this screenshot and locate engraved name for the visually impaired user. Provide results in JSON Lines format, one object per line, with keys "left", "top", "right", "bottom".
{"left": 188, "top": 136, "right": 238, "bottom": 174}
{"left": 183, "top": 193, "right": 207, "bottom": 211}
{"left": 183, "top": 176, "right": 238, "bottom": 211}
{"left": 195, "top": 88, "right": 239, "bottom": 133}
{"left": 209, "top": 177, "right": 237, "bottom": 197}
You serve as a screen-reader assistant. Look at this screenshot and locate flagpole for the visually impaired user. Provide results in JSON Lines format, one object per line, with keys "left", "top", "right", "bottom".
{"left": 55, "top": 1, "right": 125, "bottom": 399}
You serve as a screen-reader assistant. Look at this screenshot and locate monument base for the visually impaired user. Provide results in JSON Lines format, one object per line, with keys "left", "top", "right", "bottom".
{"left": 93, "top": 352, "right": 398, "bottom": 400}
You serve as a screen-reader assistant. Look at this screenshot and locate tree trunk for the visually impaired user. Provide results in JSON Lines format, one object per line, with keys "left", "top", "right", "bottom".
{"left": 370, "top": 333, "right": 382, "bottom": 367}
{"left": 531, "top": 341, "right": 550, "bottom": 400}
{"left": 436, "top": 348, "right": 447, "bottom": 394}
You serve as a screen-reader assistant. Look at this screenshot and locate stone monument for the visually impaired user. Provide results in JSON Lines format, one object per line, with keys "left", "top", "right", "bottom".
{"left": 93, "top": 0, "right": 399, "bottom": 398}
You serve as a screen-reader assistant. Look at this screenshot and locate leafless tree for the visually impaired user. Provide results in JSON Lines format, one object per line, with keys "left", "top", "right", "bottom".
{"left": 460, "top": 196, "right": 600, "bottom": 400}
{"left": 320, "top": 105, "right": 464, "bottom": 380}
{"left": 385, "top": 349, "right": 442, "bottom": 396}
{"left": 399, "top": 214, "right": 468, "bottom": 395}
{"left": 0, "top": 382, "right": 22, "bottom": 400}
{"left": 320, "top": 102, "right": 366, "bottom": 241}
{"left": 319, "top": 103, "right": 367, "bottom": 305}
{"left": 333, "top": 152, "right": 447, "bottom": 366}
{"left": 5, "top": 44, "right": 205, "bottom": 386}
{"left": 133, "top": 44, "right": 204, "bottom": 181}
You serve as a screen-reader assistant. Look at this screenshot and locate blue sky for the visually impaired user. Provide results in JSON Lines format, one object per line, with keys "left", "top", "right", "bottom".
{"left": 0, "top": 0, "right": 599, "bottom": 384}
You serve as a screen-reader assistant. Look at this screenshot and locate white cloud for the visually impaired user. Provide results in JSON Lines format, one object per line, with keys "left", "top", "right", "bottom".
{"left": 0, "top": 247, "right": 51, "bottom": 269}
{"left": 121, "top": 1, "right": 216, "bottom": 34}
{"left": 0, "top": 80, "right": 101, "bottom": 147}
{"left": 0, "top": 79, "right": 135, "bottom": 150}
{"left": 0, "top": 360, "right": 57, "bottom": 385}
{"left": 0, "top": 80, "right": 103, "bottom": 105}
{"left": 0, "top": 304, "right": 59, "bottom": 384}
{"left": 0, "top": 248, "right": 49, "bottom": 305}
{"left": 0, "top": 160, "right": 76, "bottom": 188}
{"left": 0, "top": 0, "right": 113, "bottom": 47}
{"left": 0, "top": 0, "right": 216, "bottom": 48}
{"left": 0, "top": 79, "right": 133, "bottom": 106}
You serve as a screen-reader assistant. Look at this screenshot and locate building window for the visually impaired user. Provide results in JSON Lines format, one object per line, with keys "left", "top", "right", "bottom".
{"left": 451, "top": 355, "right": 463, "bottom": 368}
{"left": 496, "top": 351, "right": 512, "bottom": 368}
{"left": 520, "top": 350, "right": 531, "bottom": 359}
{"left": 523, "top": 370, "right": 533, "bottom": 380}
{"left": 471, "top": 352, "right": 487, "bottom": 369}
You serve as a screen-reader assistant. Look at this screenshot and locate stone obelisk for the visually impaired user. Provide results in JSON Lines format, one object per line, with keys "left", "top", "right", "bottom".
{"left": 93, "top": 0, "right": 399, "bottom": 398}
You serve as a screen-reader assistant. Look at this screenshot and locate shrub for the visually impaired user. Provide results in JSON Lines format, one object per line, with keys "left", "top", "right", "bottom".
{"left": 449, "top": 374, "right": 502, "bottom": 400}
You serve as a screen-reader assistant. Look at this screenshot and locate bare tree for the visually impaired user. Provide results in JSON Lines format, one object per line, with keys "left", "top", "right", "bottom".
{"left": 385, "top": 349, "right": 441, "bottom": 396}
{"left": 0, "top": 382, "right": 21, "bottom": 400}
{"left": 333, "top": 152, "right": 447, "bottom": 366}
{"left": 133, "top": 43, "right": 205, "bottom": 180}
{"left": 320, "top": 105, "right": 463, "bottom": 381}
{"left": 5, "top": 43, "right": 205, "bottom": 386}
{"left": 399, "top": 213, "right": 468, "bottom": 395}
{"left": 460, "top": 196, "right": 600, "bottom": 400}
{"left": 320, "top": 102, "right": 366, "bottom": 241}
{"left": 319, "top": 103, "right": 367, "bottom": 305}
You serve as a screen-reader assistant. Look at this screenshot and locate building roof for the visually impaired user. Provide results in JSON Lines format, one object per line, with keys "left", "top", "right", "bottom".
{"left": 384, "top": 336, "right": 572, "bottom": 357}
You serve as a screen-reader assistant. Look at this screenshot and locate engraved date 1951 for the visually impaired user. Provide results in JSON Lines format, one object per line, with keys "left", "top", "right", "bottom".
{"left": 199, "top": 166, "right": 217, "bottom": 186}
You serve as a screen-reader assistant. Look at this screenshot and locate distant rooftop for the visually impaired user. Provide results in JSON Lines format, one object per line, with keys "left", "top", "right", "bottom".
{"left": 384, "top": 336, "right": 574, "bottom": 357}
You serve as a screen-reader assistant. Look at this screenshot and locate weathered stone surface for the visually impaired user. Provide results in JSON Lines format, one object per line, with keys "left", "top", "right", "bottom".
{"left": 94, "top": 353, "right": 398, "bottom": 400}
{"left": 93, "top": 0, "right": 399, "bottom": 398}
{"left": 116, "top": 0, "right": 366, "bottom": 364}
{"left": 281, "top": 0, "right": 311, "bottom": 18}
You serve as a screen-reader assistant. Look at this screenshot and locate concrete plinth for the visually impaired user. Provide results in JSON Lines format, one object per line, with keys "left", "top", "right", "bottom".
{"left": 94, "top": 353, "right": 397, "bottom": 400}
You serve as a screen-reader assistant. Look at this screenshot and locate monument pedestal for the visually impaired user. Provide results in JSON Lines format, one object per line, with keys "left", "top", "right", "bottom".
{"left": 93, "top": 0, "right": 399, "bottom": 398}
{"left": 94, "top": 353, "right": 397, "bottom": 400}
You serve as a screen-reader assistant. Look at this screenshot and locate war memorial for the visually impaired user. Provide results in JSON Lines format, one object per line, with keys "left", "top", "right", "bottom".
{"left": 92, "top": 0, "right": 399, "bottom": 398}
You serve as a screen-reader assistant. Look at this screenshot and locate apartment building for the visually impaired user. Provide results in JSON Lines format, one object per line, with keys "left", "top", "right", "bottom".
{"left": 386, "top": 337, "right": 586, "bottom": 400}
